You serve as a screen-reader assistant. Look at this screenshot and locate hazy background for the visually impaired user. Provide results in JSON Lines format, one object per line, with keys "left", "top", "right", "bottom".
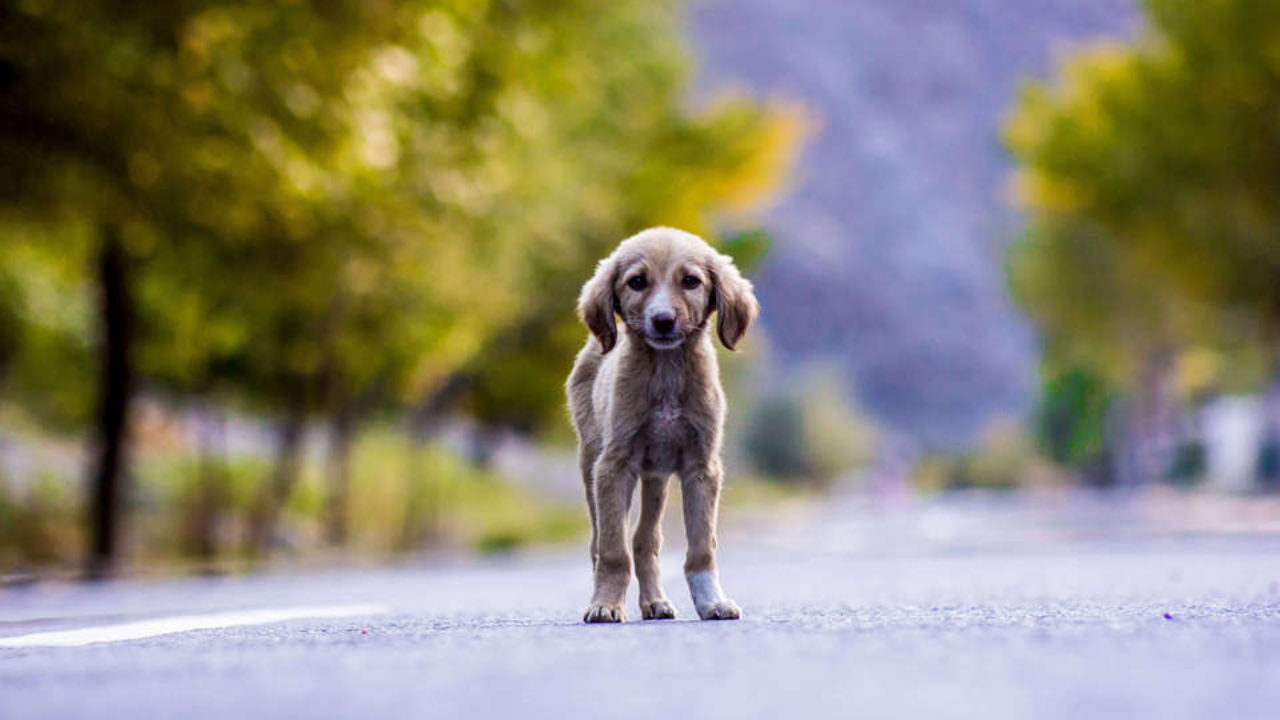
{"left": 2, "top": 0, "right": 1278, "bottom": 578}
{"left": 690, "top": 0, "right": 1138, "bottom": 446}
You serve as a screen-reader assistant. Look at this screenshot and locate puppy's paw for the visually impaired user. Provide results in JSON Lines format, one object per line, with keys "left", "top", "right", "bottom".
{"left": 583, "top": 602, "right": 627, "bottom": 623}
{"left": 696, "top": 598, "right": 741, "bottom": 621}
{"left": 640, "top": 598, "right": 677, "bottom": 620}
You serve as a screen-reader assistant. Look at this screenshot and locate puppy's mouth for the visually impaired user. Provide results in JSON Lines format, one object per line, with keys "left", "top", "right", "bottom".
{"left": 643, "top": 333, "right": 685, "bottom": 350}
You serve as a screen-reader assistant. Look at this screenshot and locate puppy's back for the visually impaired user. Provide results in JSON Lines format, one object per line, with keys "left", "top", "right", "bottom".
{"left": 566, "top": 340, "right": 604, "bottom": 442}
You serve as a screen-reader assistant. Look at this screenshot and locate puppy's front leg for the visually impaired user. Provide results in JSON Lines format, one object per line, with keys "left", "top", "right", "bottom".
{"left": 634, "top": 474, "right": 676, "bottom": 620}
{"left": 681, "top": 464, "right": 741, "bottom": 620}
{"left": 584, "top": 452, "right": 634, "bottom": 623}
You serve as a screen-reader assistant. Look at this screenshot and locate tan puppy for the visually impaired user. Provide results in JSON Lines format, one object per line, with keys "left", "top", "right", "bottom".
{"left": 566, "top": 227, "right": 758, "bottom": 623}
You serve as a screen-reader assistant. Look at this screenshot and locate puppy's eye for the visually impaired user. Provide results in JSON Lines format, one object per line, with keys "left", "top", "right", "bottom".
{"left": 627, "top": 275, "right": 647, "bottom": 291}
{"left": 681, "top": 274, "right": 702, "bottom": 289}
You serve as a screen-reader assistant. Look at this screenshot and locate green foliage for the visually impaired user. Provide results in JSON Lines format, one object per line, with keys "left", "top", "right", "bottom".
{"left": 0, "top": 222, "right": 97, "bottom": 428}
{"left": 741, "top": 368, "right": 876, "bottom": 486}
{"left": 1007, "top": 0, "right": 1280, "bottom": 480}
{"left": 0, "top": 421, "right": 585, "bottom": 568}
{"left": 0, "top": 470, "right": 80, "bottom": 570}
{"left": 1007, "top": 0, "right": 1280, "bottom": 389}
{"left": 742, "top": 392, "right": 808, "bottom": 479}
{"left": 912, "top": 421, "right": 1058, "bottom": 492}
{"left": 325, "top": 427, "right": 586, "bottom": 555}
{"left": 132, "top": 452, "right": 268, "bottom": 559}
{"left": 1036, "top": 367, "right": 1114, "bottom": 466}
{"left": 0, "top": 0, "right": 798, "bottom": 433}
{"left": 0, "top": 0, "right": 796, "bottom": 567}
{"left": 719, "top": 229, "right": 773, "bottom": 275}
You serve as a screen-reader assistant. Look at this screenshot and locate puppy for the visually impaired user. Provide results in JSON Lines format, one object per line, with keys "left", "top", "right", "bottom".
{"left": 566, "top": 227, "right": 758, "bottom": 623}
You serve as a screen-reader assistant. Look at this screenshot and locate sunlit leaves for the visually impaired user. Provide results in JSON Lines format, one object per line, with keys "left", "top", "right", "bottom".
{"left": 0, "top": 0, "right": 797, "bottom": 438}
{"left": 1006, "top": 0, "right": 1280, "bottom": 399}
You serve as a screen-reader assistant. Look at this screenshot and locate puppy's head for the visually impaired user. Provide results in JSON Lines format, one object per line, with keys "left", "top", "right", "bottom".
{"left": 578, "top": 227, "right": 759, "bottom": 353}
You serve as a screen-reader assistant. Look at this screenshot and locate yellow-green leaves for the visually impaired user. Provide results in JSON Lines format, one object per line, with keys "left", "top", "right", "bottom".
{"left": 1006, "top": 0, "right": 1280, "bottom": 397}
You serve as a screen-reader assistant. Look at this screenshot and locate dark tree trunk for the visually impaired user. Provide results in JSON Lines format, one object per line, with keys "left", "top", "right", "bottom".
{"left": 87, "top": 225, "right": 134, "bottom": 579}
{"left": 249, "top": 396, "right": 307, "bottom": 557}
{"left": 324, "top": 403, "right": 354, "bottom": 547}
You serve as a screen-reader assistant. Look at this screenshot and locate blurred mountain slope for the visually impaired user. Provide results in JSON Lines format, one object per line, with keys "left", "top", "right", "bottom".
{"left": 688, "top": 0, "right": 1137, "bottom": 446}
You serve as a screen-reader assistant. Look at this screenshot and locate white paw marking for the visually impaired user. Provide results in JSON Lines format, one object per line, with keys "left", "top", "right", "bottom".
{"left": 687, "top": 571, "right": 742, "bottom": 621}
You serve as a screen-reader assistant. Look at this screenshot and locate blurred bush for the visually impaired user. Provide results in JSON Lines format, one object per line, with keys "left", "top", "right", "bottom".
{"left": 0, "top": 412, "right": 586, "bottom": 568}
{"left": 740, "top": 367, "right": 876, "bottom": 487}
{"left": 351, "top": 426, "right": 582, "bottom": 555}
{"left": 0, "top": 470, "right": 80, "bottom": 572}
{"left": 912, "top": 420, "right": 1060, "bottom": 492}
{"left": 1035, "top": 367, "right": 1113, "bottom": 473}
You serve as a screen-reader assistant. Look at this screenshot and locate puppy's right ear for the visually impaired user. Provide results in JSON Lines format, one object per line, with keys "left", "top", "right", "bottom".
{"left": 577, "top": 257, "right": 618, "bottom": 353}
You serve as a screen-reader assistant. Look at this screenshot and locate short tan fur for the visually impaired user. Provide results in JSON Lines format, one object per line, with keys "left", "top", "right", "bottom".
{"left": 566, "top": 227, "right": 758, "bottom": 623}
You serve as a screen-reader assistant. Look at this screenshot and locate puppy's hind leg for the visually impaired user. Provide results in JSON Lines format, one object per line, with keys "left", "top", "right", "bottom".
{"left": 579, "top": 442, "right": 601, "bottom": 571}
{"left": 680, "top": 464, "right": 740, "bottom": 620}
{"left": 633, "top": 474, "right": 676, "bottom": 620}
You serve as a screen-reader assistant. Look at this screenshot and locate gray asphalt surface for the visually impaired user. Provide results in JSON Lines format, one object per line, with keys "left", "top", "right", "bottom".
{"left": 3, "top": 494, "right": 1280, "bottom": 719}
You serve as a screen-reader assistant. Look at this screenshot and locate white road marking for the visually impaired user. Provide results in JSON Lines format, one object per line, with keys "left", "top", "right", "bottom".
{"left": 0, "top": 604, "right": 387, "bottom": 649}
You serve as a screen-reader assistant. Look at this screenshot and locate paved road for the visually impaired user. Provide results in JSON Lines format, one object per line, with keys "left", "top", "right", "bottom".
{"left": 2, "top": 494, "right": 1280, "bottom": 719}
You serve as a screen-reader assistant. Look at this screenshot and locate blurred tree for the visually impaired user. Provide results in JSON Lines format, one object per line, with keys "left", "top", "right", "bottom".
{"left": 1006, "top": 0, "right": 1280, "bottom": 483}
{"left": 0, "top": 0, "right": 799, "bottom": 567}
{"left": 0, "top": 0, "right": 522, "bottom": 567}
{"left": 1005, "top": 212, "right": 1198, "bottom": 485}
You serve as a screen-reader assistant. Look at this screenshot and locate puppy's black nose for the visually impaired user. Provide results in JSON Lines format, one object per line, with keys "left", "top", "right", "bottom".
{"left": 652, "top": 312, "right": 676, "bottom": 335}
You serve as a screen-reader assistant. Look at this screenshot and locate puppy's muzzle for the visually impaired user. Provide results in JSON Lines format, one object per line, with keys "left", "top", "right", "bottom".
{"left": 645, "top": 310, "right": 683, "bottom": 349}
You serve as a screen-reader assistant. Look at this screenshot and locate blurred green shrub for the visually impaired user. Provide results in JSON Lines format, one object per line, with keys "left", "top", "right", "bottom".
{"left": 1037, "top": 367, "right": 1113, "bottom": 467}
{"left": 912, "top": 420, "right": 1059, "bottom": 492}
{"left": 133, "top": 454, "right": 268, "bottom": 561}
{"left": 741, "top": 368, "right": 876, "bottom": 486}
{"left": 0, "top": 420, "right": 585, "bottom": 572}
{"left": 359, "top": 427, "right": 583, "bottom": 554}
{"left": 0, "top": 470, "right": 80, "bottom": 571}
{"left": 742, "top": 392, "right": 808, "bottom": 479}
{"left": 718, "top": 229, "right": 772, "bottom": 274}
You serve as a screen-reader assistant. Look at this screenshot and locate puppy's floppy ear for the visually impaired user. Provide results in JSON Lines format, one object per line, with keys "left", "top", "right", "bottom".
{"left": 577, "top": 256, "right": 619, "bottom": 353}
{"left": 709, "top": 252, "right": 759, "bottom": 351}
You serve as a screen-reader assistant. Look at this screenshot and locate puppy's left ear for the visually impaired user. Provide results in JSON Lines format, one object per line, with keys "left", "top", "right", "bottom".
{"left": 710, "top": 252, "right": 759, "bottom": 351}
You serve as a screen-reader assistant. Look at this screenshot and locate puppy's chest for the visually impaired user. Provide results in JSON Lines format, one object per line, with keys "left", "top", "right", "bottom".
{"left": 640, "top": 398, "right": 693, "bottom": 473}
{"left": 646, "top": 400, "right": 688, "bottom": 440}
